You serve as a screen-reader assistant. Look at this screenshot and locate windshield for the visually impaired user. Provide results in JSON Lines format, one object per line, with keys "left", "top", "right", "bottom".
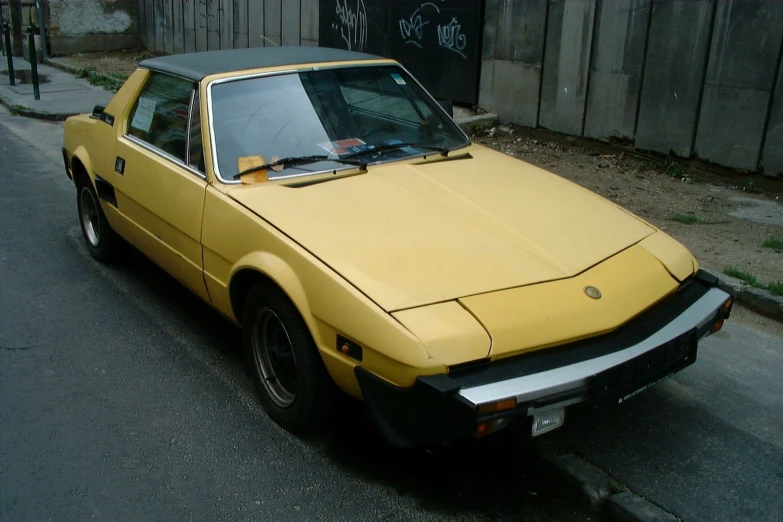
{"left": 209, "top": 65, "right": 470, "bottom": 182}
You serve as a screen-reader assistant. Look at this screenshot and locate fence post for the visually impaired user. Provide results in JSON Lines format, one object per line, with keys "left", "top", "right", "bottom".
{"left": 3, "top": 22, "right": 15, "bottom": 85}
{"left": 27, "top": 26, "right": 39, "bottom": 100}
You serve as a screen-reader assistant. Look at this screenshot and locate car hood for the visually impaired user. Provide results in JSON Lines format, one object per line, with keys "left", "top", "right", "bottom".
{"left": 229, "top": 145, "right": 655, "bottom": 311}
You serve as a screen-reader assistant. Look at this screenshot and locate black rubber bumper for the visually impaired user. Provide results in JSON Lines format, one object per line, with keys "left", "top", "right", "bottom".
{"left": 355, "top": 270, "right": 729, "bottom": 448}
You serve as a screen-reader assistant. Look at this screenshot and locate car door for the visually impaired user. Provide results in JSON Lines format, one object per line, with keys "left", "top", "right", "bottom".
{"left": 114, "top": 72, "right": 209, "bottom": 302}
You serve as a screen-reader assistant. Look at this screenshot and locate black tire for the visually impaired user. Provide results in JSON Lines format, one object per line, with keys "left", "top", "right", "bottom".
{"left": 76, "top": 179, "right": 120, "bottom": 263}
{"left": 242, "top": 285, "right": 335, "bottom": 432}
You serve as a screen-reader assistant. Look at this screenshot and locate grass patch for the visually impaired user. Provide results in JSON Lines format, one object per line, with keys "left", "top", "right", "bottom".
{"left": 9, "top": 104, "right": 30, "bottom": 114}
{"left": 662, "top": 159, "right": 686, "bottom": 178}
{"left": 671, "top": 214, "right": 703, "bottom": 224}
{"left": 723, "top": 267, "right": 758, "bottom": 286}
{"left": 76, "top": 66, "right": 126, "bottom": 91}
{"left": 723, "top": 267, "right": 783, "bottom": 296}
{"left": 762, "top": 237, "right": 783, "bottom": 250}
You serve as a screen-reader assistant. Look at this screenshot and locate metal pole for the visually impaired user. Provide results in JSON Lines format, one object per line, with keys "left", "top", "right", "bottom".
{"left": 3, "top": 22, "right": 15, "bottom": 86}
{"left": 35, "top": 1, "right": 46, "bottom": 59}
{"left": 27, "top": 27, "right": 39, "bottom": 100}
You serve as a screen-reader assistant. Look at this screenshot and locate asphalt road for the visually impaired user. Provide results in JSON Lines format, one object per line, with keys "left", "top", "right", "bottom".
{"left": 0, "top": 112, "right": 586, "bottom": 521}
{"left": 2, "top": 111, "right": 782, "bottom": 522}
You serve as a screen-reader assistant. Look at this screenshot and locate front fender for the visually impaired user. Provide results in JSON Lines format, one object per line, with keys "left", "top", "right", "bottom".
{"left": 229, "top": 251, "right": 312, "bottom": 328}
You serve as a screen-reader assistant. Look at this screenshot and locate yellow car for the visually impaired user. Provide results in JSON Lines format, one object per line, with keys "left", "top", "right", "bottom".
{"left": 62, "top": 47, "right": 732, "bottom": 447}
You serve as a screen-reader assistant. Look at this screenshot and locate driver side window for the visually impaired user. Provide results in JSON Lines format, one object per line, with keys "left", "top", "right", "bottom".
{"left": 127, "top": 72, "right": 194, "bottom": 163}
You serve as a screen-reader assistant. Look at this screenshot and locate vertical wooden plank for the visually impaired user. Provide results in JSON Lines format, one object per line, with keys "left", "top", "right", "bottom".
{"left": 173, "top": 0, "right": 185, "bottom": 55}
{"left": 184, "top": 0, "right": 197, "bottom": 53}
{"left": 154, "top": 1, "right": 165, "bottom": 54}
{"left": 264, "top": 0, "right": 282, "bottom": 46}
{"left": 138, "top": 0, "right": 147, "bottom": 49}
{"left": 233, "top": 0, "right": 249, "bottom": 48}
{"left": 207, "top": 0, "right": 220, "bottom": 49}
{"left": 163, "top": 0, "right": 174, "bottom": 54}
{"left": 300, "top": 0, "right": 319, "bottom": 46}
{"left": 220, "top": 0, "right": 234, "bottom": 49}
{"left": 196, "top": 0, "right": 209, "bottom": 51}
{"left": 145, "top": 0, "right": 155, "bottom": 52}
{"left": 281, "top": 0, "right": 300, "bottom": 46}
{"left": 247, "top": 0, "right": 265, "bottom": 47}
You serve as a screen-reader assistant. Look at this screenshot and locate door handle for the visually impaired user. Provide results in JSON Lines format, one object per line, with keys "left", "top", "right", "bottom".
{"left": 115, "top": 157, "right": 126, "bottom": 175}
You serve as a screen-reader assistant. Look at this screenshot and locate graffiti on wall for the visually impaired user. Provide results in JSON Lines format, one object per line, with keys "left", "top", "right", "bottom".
{"left": 398, "top": 3, "right": 467, "bottom": 60}
{"left": 332, "top": 0, "right": 367, "bottom": 51}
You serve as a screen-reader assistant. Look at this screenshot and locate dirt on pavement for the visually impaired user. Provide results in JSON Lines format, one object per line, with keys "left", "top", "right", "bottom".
{"left": 59, "top": 51, "right": 783, "bottom": 289}
{"left": 54, "top": 50, "right": 151, "bottom": 78}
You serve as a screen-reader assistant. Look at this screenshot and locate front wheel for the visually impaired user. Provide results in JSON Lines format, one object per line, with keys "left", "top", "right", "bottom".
{"left": 76, "top": 180, "right": 120, "bottom": 263}
{"left": 243, "top": 285, "right": 335, "bottom": 432}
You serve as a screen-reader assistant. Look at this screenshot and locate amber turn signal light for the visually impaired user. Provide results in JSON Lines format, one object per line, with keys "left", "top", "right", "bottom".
{"left": 712, "top": 318, "right": 724, "bottom": 333}
{"left": 476, "top": 397, "right": 517, "bottom": 416}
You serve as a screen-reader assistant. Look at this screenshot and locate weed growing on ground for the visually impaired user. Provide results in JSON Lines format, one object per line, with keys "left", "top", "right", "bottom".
{"left": 9, "top": 104, "right": 30, "bottom": 114}
{"left": 762, "top": 237, "right": 783, "bottom": 250}
{"left": 723, "top": 267, "right": 783, "bottom": 296}
{"left": 662, "top": 159, "right": 685, "bottom": 178}
{"left": 76, "top": 66, "right": 126, "bottom": 91}
{"left": 671, "top": 214, "right": 703, "bottom": 224}
{"left": 723, "top": 267, "right": 758, "bottom": 285}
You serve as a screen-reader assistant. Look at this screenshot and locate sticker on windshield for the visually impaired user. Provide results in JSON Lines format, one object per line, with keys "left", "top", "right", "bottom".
{"left": 391, "top": 73, "right": 406, "bottom": 85}
{"left": 237, "top": 155, "right": 270, "bottom": 184}
{"left": 318, "top": 138, "right": 368, "bottom": 156}
{"left": 130, "top": 97, "right": 156, "bottom": 132}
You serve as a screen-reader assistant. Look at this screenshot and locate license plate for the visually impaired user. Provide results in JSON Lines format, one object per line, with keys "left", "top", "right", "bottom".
{"left": 593, "top": 328, "right": 697, "bottom": 405}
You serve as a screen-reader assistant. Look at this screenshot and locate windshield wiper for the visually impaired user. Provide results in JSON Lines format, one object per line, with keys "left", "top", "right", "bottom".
{"left": 341, "top": 142, "right": 450, "bottom": 160}
{"left": 233, "top": 155, "right": 367, "bottom": 179}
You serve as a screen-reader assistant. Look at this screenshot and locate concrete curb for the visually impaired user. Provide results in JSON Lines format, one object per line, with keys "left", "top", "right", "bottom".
{"left": 543, "top": 454, "right": 681, "bottom": 522}
{"left": 701, "top": 267, "right": 783, "bottom": 322}
{"left": 0, "top": 94, "right": 78, "bottom": 121}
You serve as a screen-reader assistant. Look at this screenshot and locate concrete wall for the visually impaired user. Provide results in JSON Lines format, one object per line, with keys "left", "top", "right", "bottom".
{"left": 48, "top": 0, "right": 140, "bottom": 55}
{"left": 480, "top": 0, "right": 783, "bottom": 178}
{"left": 138, "top": 0, "right": 320, "bottom": 55}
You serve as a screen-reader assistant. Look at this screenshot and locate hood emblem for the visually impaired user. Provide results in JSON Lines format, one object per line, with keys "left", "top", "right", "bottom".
{"left": 584, "top": 286, "right": 602, "bottom": 299}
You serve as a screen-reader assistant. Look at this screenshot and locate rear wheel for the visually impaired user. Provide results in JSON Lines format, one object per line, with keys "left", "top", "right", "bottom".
{"left": 76, "top": 179, "right": 119, "bottom": 263}
{"left": 243, "top": 285, "right": 335, "bottom": 432}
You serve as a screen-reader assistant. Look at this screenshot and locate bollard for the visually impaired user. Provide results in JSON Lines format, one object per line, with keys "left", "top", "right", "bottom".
{"left": 3, "top": 22, "right": 14, "bottom": 86}
{"left": 27, "top": 27, "right": 39, "bottom": 100}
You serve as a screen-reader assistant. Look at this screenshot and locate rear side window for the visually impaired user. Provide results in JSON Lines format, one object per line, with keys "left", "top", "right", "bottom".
{"left": 127, "top": 73, "right": 193, "bottom": 162}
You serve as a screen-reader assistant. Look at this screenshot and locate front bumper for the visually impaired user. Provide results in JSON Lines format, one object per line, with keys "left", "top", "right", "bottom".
{"left": 355, "top": 270, "right": 732, "bottom": 448}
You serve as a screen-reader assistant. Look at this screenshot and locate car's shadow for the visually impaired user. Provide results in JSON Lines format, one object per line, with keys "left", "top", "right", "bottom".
{"left": 96, "top": 242, "right": 586, "bottom": 521}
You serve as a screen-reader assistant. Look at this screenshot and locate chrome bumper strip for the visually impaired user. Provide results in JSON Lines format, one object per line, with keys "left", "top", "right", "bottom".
{"left": 458, "top": 287, "right": 730, "bottom": 407}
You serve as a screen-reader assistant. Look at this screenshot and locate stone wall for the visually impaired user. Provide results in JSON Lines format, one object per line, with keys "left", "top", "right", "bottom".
{"left": 47, "top": 0, "right": 140, "bottom": 55}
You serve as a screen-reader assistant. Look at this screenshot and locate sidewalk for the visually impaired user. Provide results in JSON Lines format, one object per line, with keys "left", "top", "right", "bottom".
{"left": 0, "top": 56, "right": 113, "bottom": 120}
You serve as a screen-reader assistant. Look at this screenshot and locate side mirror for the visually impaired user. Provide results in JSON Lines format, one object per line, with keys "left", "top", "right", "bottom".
{"left": 438, "top": 100, "right": 454, "bottom": 118}
{"left": 91, "top": 105, "right": 106, "bottom": 119}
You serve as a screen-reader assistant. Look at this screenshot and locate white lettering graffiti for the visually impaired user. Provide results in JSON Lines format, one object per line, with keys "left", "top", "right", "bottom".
{"left": 437, "top": 17, "right": 467, "bottom": 59}
{"left": 400, "top": 2, "right": 440, "bottom": 49}
{"left": 398, "top": 3, "right": 440, "bottom": 48}
{"left": 333, "top": 0, "right": 368, "bottom": 52}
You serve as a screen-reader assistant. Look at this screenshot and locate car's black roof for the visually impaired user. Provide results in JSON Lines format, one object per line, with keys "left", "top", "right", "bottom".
{"left": 139, "top": 46, "right": 383, "bottom": 81}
